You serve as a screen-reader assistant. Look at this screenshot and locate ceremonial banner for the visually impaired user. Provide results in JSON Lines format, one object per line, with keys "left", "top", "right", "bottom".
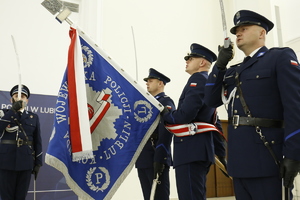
{"left": 45, "top": 26, "right": 162, "bottom": 200}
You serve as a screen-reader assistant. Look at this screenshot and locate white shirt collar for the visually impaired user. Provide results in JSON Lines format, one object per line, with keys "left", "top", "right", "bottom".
{"left": 248, "top": 47, "right": 263, "bottom": 58}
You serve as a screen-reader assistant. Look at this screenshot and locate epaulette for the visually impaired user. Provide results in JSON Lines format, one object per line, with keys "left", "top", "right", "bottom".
{"left": 269, "top": 47, "right": 288, "bottom": 51}
{"left": 267, "top": 47, "right": 292, "bottom": 54}
{"left": 230, "top": 63, "right": 241, "bottom": 68}
{"left": 26, "top": 110, "right": 36, "bottom": 115}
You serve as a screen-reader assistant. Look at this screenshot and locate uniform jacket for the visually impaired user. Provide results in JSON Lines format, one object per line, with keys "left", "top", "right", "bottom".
{"left": 163, "top": 72, "right": 226, "bottom": 167}
{"left": 0, "top": 109, "right": 42, "bottom": 171}
{"left": 136, "top": 92, "right": 175, "bottom": 168}
{"left": 205, "top": 46, "right": 300, "bottom": 178}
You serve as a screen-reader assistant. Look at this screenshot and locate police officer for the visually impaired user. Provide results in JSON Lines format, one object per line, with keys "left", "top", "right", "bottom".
{"left": 135, "top": 68, "right": 175, "bottom": 200}
{"left": 205, "top": 10, "right": 300, "bottom": 199}
{"left": 0, "top": 85, "right": 42, "bottom": 200}
{"left": 161, "top": 44, "right": 226, "bottom": 200}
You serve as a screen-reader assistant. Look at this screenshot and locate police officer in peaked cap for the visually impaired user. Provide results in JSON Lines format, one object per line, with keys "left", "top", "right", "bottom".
{"left": 0, "top": 84, "right": 43, "bottom": 200}
{"left": 136, "top": 68, "right": 175, "bottom": 200}
{"left": 10, "top": 84, "right": 31, "bottom": 99}
{"left": 161, "top": 43, "right": 226, "bottom": 200}
{"left": 184, "top": 43, "right": 217, "bottom": 64}
{"left": 143, "top": 68, "right": 171, "bottom": 85}
{"left": 205, "top": 9, "right": 300, "bottom": 199}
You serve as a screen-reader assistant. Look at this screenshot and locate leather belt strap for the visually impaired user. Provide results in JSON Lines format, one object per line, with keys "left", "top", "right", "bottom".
{"left": 233, "top": 72, "right": 284, "bottom": 128}
{"left": 235, "top": 72, "right": 251, "bottom": 116}
{"left": 0, "top": 139, "right": 33, "bottom": 146}
{"left": 228, "top": 116, "right": 284, "bottom": 128}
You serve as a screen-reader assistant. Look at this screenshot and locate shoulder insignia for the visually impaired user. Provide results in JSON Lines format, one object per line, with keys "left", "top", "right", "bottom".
{"left": 291, "top": 60, "right": 299, "bottom": 66}
{"left": 257, "top": 52, "right": 265, "bottom": 57}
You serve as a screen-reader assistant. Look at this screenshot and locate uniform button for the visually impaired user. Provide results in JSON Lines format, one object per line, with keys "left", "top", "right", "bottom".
{"left": 256, "top": 75, "right": 260, "bottom": 78}
{"left": 240, "top": 81, "right": 242, "bottom": 85}
{"left": 236, "top": 95, "right": 239, "bottom": 98}
{"left": 234, "top": 110, "right": 238, "bottom": 114}
{"left": 271, "top": 141, "right": 275, "bottom": 144}
{"left": 213, "top": 74, "right": 217, "bottom": 78}
{"left": 164, "top": 157, "right": 167, "bottom": 160}
{"left": 180, "top": 139, "right": 183, "bottom": 142}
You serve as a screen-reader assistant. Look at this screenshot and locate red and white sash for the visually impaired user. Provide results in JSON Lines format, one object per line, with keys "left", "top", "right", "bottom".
{"left": 165, "top": 122, "right": 223, "bottom": 137}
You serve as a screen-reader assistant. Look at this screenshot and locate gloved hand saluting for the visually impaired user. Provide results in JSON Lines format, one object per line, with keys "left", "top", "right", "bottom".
{"left": 280, "top": 157, "right": 300, "bottom": 188}
{"left": 32, "top": 165, "right": 41, "bottom": 180}
{"left": 153, "top": 162, "right": 165, "bottom": 179}
{"left": 11, "top": 100, "right": 23, "bottom": 112}
{"left": 215, "top": 43, "right": 234, "bottom": 70}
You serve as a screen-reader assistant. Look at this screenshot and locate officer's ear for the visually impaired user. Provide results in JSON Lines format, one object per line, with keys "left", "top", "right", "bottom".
{"left": 259, "top": 27, "right": 266, "bottom": 39}
{"left": 157, "top": 80, "right": 162, "bottom": 86}
{"left": 199, "top": 58, "right": 207, "bottom": 68}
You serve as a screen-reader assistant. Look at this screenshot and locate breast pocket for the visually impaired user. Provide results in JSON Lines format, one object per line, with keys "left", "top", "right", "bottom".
{"left": 24, "top": 119, "right": 37, "bottom": 133}
{"left": 244, "top": 69, "right": 272, "bottom": 96}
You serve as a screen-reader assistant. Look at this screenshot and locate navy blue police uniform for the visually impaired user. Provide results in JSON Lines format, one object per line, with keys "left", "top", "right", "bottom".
{"left": 205, "top": 10, "right": 300, "bottom": 200}
{"left": 135, "top": 69, "right": 175, "bottom": 200}
{"left": 0, "top": 85, "right": 42, "bottom": 200}
{"left": 162, "top": 44, "right": 226, "bottom": 200}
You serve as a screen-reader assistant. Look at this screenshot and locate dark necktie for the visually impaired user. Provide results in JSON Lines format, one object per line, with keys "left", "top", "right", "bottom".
{"left": 243, "top": 56, "right": 251, "bottom": 64}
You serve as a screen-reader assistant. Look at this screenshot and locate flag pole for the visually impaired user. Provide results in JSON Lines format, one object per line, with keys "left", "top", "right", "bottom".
{"left": 131, "top": 26, "right": 138, "bottom": 81}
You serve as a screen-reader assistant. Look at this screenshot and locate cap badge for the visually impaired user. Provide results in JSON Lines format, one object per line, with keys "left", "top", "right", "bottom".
{"left": 236, "top": 11, "right": 241, "bottom": 20}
